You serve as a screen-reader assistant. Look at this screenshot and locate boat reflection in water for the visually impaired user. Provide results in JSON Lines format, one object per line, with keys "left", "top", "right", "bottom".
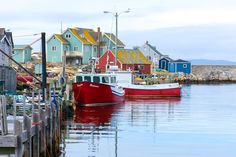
{"left": 73, "top": 103, "right": 123, "bottom": 126}
{"left": 61, "top": 98, "right": 181, "bottom": 157}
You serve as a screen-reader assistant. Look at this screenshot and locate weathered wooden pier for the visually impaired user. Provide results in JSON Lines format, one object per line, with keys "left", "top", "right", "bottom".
{"left": 0, "top": 94, "right": 61, "bottom": 157}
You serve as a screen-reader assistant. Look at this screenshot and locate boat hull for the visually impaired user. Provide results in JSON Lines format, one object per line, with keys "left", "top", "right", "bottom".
{"left": 124, "top": 83, "right": 181, "bottom": 98}
{"left": 73, "top": 82, "right": 125, "bottom": 106}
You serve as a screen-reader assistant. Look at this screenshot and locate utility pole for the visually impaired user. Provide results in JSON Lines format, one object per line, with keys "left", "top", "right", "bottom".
{"left": 115, "top": 13, "right": 118, "bottom": 66}
{"left": 103, "top": 8, "right": 130, "bottom": 66}
{"left": 41, "top": 32, "right": 47, "bottom": 102}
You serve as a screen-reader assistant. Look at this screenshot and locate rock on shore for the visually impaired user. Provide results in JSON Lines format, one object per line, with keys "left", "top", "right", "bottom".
{"left": 192, "top": 65, "right": 236, "bottom": 81}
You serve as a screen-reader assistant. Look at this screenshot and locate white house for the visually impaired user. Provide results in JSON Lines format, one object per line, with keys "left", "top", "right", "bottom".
{"left": 139, "top": 41, "right": 163, "bottom": 68}
{"left": 0, "top": 28, "right": 16, "bottom": 91}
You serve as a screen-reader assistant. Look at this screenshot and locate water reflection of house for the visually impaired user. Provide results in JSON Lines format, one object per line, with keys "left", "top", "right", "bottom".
{"left": 96, "top": 49, "right": 152, "bottom": 74}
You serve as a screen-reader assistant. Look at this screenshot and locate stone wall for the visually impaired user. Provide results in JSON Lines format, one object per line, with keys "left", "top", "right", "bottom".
{"left": 192, "top": 65, "right": 236, "bottom": 81}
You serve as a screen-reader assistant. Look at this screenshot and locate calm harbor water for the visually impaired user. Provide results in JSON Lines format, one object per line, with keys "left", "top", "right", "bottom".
{"left": 61, "top": 84, "right": 236, "bottom": 157}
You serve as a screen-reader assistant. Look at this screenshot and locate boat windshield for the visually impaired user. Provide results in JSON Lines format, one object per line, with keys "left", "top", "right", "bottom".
{"left": 93, "top": 76, "right": 100, "bottom": 83}
{"left": 76, "top": 76, "right": 83, "bottom": 82}
{"left": 102, "top": 76, "right": 109, "bottom": 83}
{"left": 84, "top": 76, "right": 91, "bottom": 82}
{"left": 75, "top": 74, "right": 117, "bottom": 84}
{"left": 111, "top": 76, "right": 116, "bottom": 83}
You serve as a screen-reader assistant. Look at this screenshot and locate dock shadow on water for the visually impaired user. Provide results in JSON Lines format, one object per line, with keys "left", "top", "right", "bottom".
{"left": 60, "top": 84, "right": 236, "bottom": 157}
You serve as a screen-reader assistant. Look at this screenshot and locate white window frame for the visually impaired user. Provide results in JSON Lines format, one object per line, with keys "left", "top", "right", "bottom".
{"left": 65, "top": 34, "right": 71, "bottom": 38}
{"left": 52, "top": 46, "right": 57, "bottom": 51}
{"left": 183, "top": 64, "right": 187, "bottom": 68}
{"left": 74, "top": 46, "right": 78, "bottom": 51}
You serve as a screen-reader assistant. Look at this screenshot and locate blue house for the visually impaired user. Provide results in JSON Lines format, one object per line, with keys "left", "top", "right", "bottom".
{"left": 159, "top": 57, "right": 191, "bottom": 74}
{"left": 13, "top": 45, "right": 32, "bottom": 63}
{"left": 159, "top": 56, "right": 173, "bottom": 71}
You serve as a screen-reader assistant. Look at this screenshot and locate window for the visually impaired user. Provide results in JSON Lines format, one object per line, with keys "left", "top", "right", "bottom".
{"left": 74, "top": 46, "right": 78, "bottom": 51}
{"left": 102, "top": 76, "right": 109, "bottom": 83}
{"left": 183, "top": 64, "right": 187, "bottom": 68}
{"left": 139, "top": 65, "right": 145, "bottom": 70}
{"left": 84, "top": 76, "right": 91, "bottom": 82}
{"left": 76, "top": 76, "right": 83, "bottom": 82}
{"left": 111, "top": 77, "right": 116, "bottom": 83}
{"left": 52, "top": 46, "right": 57, "bottom": 51}
{"left": 93, "top": 76, "right": 100, "bottom": 83}
{"left": 65, "top": 34, "right": 71, "bottom": 38}
{"left": 94, "top": 47, "right": 97, "bottom": 52}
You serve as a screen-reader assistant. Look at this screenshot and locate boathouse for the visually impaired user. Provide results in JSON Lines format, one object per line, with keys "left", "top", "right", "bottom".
{"left": 96, "top": 49, "right": 151, "bottom": 74}
{"left": 159, "top": 56, "right": 191, "bottom": 74}
{"left": 13, "top": 45, "right": 32, "bottom": 63}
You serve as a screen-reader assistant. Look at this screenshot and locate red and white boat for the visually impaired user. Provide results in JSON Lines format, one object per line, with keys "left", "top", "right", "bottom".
{"left": 123, "top": 83, "right": 181, "bottom": 98}
{"left": 109, "top": 71, "right": 181, "bottom": 98}
{"left": 72, "top": 73, "right": 125, "bottom": 106}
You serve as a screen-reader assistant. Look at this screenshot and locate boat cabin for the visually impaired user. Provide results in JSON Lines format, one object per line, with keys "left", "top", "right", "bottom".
{"left": 74, "top": 73, "right": 117, "bottom": 84}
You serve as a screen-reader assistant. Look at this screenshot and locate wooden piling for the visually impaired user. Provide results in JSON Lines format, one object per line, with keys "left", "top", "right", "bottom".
{"left": 0, "top": 94, "right": 61, "bottom": 157}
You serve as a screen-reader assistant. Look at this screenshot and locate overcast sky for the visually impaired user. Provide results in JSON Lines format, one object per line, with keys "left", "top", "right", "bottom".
{"left": 1, "top": 0, "right": 236, "bottom": 61}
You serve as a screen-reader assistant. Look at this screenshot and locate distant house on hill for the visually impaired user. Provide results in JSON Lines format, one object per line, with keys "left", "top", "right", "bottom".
{"left": 139, "top": 41, "right": 163, "bottom": 68}
{"left": 47, "top": 27, "right": 125, "bottom": 65}
{"left": 0, "top": 28, "right": 16, "bottom": 91}
{"left": 159, "top": 57, "right": 191, "bottom": 74}
{"left": 96, "top": 49, "right": 151, "bottom": 74}
{"left": 13, "top": 45, "right": 32, "bottom": 63}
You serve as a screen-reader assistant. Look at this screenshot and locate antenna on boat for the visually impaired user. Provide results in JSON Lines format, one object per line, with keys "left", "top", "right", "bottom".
{"left": 89, "top": 58, "right": 96, "bottom": 73}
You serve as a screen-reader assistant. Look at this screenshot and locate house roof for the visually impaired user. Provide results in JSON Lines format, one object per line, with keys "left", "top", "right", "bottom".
{"left": 104, "top": 33, "right": 125, "bottom": 47}
{"left": 116, "top": 49, "right": 151, "bottom": 64}
{"left": 172, "top": 59, "right": 190, "bottom": 63}
{"left": 14, "top": 45, "right": 32, "bottom": 50}
{"left": 69, "top": 28, "right": 90, "bottom": 44}
{"left": 75, "top": 27, "right": 102, "bottom": 45}
{"left": 54, "top": 34, "right": 69, "bottom": 44}
{"left": 161, "top": 56, "right": 174, "bottom": 61}
{"left": 145, "top": 41, "right": 162, "bottom": 56}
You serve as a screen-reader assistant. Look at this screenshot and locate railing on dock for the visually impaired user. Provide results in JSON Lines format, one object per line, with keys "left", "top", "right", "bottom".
{"left": 0, "top": 91, "right": 61, "bottom": 157}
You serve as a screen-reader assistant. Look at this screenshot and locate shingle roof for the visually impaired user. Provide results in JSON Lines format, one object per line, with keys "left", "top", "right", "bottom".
{"left": 69, "top": 28, "right": 90, "bottom": 44}
{"left": 104, "top": 33, "right": 125, "bottom": 47}
{"left": 116, "top": 49, "right": 151, "bottom": 64}
{"left": 172, "top": 59, "right": 190, "bottom": 63}
{"left": 145, "top": 42, "right": 162, "bottom": 56}
{"left": 14, "top": 45, "right": 32, "bottom": 50}
{"left": 54, "top": 34, "right": 69, "bottom": 44}
{"left": 161, "top": 56, "right": 174, "bottom": 61}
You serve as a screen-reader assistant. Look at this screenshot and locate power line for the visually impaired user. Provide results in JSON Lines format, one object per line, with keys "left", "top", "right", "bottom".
{"left": 13, "top": 33, "right": 41, "bottom": 38}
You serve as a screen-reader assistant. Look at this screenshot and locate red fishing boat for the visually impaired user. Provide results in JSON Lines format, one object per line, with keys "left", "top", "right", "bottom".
{"left": 123, "top": 83, "right": 181, "bottom": 98}
{"left": 73, "top": 73, "right": 125, "bottom": 106}
{"left": 108, "top": 71, "right": 181, "bottom": 98}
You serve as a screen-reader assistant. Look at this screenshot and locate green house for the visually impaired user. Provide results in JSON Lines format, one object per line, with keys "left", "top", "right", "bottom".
{"left": 47, "top": 27, "right": 123, "bottom": 65}
{"left": 13, "top": 45, "right": 32, "bottom": 63}
{"left": 47, "top": 34, "right": 70, "bottom": 63}
{"left": 103, "top": 33, "right": 125, "bottom": 51}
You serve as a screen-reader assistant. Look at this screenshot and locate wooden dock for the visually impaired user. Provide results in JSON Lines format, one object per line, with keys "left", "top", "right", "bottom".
{"left": 0, "top": 94, "right": 61, "bottom": 157}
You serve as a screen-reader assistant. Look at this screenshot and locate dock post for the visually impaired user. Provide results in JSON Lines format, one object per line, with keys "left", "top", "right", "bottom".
{"left": 0, "top": 95, "right": 8, "bottom": 135}
{"left": 23, "top": 115, "right": 32, "bottom": 157}
{"left": 40, "top": 108, "right": 46, "bottom": 157}
{"left": 32, "top": 110, "right": 40, "bottom": 157}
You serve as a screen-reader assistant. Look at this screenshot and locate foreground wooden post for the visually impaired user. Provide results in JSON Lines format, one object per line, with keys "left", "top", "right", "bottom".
{"left": 32, "top": 110, "right": 40, "bottom": 157}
